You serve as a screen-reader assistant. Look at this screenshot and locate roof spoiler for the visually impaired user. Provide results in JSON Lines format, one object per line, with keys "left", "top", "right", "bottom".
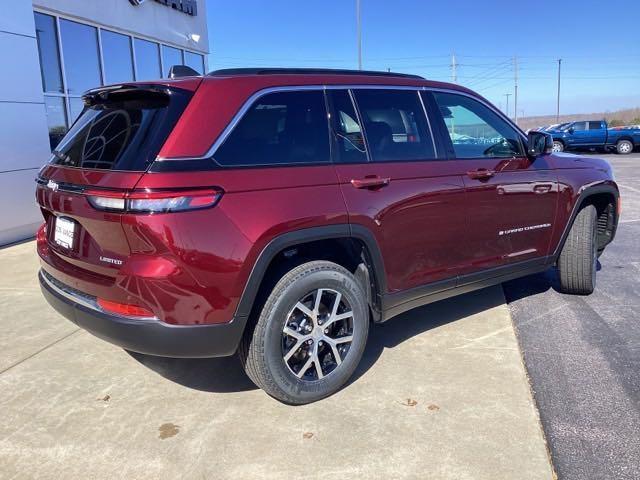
{"left": 168, "top": 65, "right": 201, "bottom": 79}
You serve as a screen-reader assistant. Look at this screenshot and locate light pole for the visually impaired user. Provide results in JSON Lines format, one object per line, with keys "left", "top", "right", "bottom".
{"left": 504, "top": 93, "right": 512, "bottom": 118}
{"left": 556, "top": 58, "right": 562, "bottom": 122}
{"left": 356, "top": 0, "right": 362, "bottom": 70}
{"left": 513, "top": 55, "right": 518, "bottom": 124}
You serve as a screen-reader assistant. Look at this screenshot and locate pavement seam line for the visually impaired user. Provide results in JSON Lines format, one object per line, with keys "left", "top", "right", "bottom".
{"left": 0, "top": 328, "right": 82, "bottom": 376}
{"left": 505, "top": 285, "right": 559, "bottom": 480}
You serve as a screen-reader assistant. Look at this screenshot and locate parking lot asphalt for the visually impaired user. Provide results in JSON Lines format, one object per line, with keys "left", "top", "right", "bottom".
{"left": 0, "top": 243, "right": 552, "bottom": 479}
{"left": 504, "top": 152, "right": 640, "bottom": 480}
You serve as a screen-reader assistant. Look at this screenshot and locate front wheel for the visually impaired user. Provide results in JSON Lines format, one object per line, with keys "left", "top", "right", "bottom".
{"left": 552, "top": 140, "right": 565, "bottom": 153}
{"left": 557, "top": 205, "right": 598, "bottom": 295}
{"left": 240, "top": 261, "right": 369, "bottom": 404}
{"left": 616, "top": 139, "right": 633, "bottom": 154}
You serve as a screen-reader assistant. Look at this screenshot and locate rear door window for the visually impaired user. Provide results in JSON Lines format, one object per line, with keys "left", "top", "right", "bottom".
{"left": 589, "top": 121, "right": 604, "bottom": 130}
{"left": 50, "top": 87, "right": 191, "bottom": 171}
{"left": 353, "top": 89, "right": 435, "bottom": 162}
{"left": 432, "top": 92, "right": 524, "bottom": 159}
{"left": 213, "top": 90, "right": 330, "bottom": 167}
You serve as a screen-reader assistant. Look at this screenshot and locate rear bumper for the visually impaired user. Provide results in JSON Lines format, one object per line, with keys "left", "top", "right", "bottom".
{"left": 39, "top": 270, "right": 246, "bottom": 358}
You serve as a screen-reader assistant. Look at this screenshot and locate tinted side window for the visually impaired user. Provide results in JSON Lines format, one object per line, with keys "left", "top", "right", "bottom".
{"left": 327, "top": 90, "right": 367, "bottom": 163}
{"left": 589, "top": 121, "right": 603, "bottom": 130}
{"left": 354, "top": 90, "right": 435, "bottom": 162}
{"left": 433, "top": 92, "right": 523, "bottom": 158}
{"left": 572, "top": 122, "right": 587, "bottom": 131}
{"left": 214, "top": 91, "right": 330, "bottom": 167}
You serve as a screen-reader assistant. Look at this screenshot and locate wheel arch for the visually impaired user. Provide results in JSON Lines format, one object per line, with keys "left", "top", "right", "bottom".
{"left": 234, "top": 224, "right": 387, "bottom": 323}
{"left": 553, "top": 183, "right": 619, "bottom": 259}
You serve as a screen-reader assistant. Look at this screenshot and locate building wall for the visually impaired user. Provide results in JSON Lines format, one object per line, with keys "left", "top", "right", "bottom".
{"left": 0, "top": 2, "right": 52, "bottom": 246}
{"left": 0, "top": 0, "right": 208, "bottom": 246}
{"left": 33, "top": 0, "right": 208, "bottom": 54}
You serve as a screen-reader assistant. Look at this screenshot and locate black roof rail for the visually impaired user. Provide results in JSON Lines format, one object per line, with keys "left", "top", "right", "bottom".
{"left": 207, "top": 67, "right": 424, "bottom": 80}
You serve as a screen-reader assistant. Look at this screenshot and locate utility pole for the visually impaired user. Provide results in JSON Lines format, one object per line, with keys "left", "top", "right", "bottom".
{"left": 356, "top": 0, "right": 362, "bottom": 70}
{"left": 504, "top": 93, "right": 512, "bottom": 118}
{"left": 513, "top": 55, "right": 518, "bottom": 124}
{"left": 556, "top": 58, "right": 562, "bottom": 121}
{"left": 451, "top": 52, "right": 457, "bottom": 83}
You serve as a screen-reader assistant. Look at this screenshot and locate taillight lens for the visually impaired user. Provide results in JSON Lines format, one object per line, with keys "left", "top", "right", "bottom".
{"left": 86, "top": 188, "right": 221, "bottom": 213}
{"left": 97, "top": 298, "right": 155, "bottom": 318}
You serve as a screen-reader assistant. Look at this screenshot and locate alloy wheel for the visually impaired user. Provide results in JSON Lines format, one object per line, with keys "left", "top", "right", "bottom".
{"left": 282, "top": 288, "right": 354, "bottom": 381}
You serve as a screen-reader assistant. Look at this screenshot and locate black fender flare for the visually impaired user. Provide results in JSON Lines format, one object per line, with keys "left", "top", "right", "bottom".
{"left": 552, "top": 182, "right": 619, "bottom": 259}
{"left": 234, "top": 224, "right": 387, "bottom": 320}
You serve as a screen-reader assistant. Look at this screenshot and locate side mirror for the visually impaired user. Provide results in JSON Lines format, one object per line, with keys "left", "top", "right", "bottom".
{"left": 527, "top": 131, "right": 553, "bottom": 157}
{"left": 567, "top": 127, "right": 575, "bottom": 134}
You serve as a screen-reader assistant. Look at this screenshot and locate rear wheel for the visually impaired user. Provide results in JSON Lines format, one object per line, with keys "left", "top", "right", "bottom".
{"left": 240, "top": 261, "right": 369, "bottom": 404}
{"left": 552, "top": 140, "right": 565, "bottom": 152}
{"left": 557, "top": 205, "right": 598, "bottom": 295}
{"left": 616, "top": 139, "right": 633, "bottom": 154}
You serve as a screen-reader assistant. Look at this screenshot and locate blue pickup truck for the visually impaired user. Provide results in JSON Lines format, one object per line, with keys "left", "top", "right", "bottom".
{"left": 547, "top": 120, "right": 640, "bottom": 154}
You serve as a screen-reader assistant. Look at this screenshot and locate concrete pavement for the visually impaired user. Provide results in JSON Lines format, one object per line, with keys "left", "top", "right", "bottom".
{"left": 0, "top": 241, "right": 553, "bottom": 479}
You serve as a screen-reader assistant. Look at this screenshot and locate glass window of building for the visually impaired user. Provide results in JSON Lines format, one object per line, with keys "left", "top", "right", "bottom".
{"left": 162, "top": 45, "right": 183, "bottom": 77}
{"left": 68, "top": 97, "right": 85, "bottom": 125}
{"left": 33, "top": 13, "right": 63, "bottom": 93}
{"left": 134, "top": 39, "right": 161, "bottom": 80}
{"left": 101, "top": 30, "right": 134, "bottom": 84}
{"left": 184, "top": 51, "right": 205, "bottom": 74}
{"left": 44, "top": 96, "right": 68, "bottom": 150}
{"left": 59, "top": 19, "right": 102, "bottom": 95}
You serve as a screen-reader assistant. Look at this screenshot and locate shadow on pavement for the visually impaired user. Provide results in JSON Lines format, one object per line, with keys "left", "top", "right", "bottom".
{"left": 130, "top": 281, "right": 538, "bottom": 395}
{"left": 128, "top": 351, "right": 258, "bottom": 393}
{"left": 503, "top": 262, "right": 602, "bottom": 303}
{"left": 349, "top": 285, "right": 505, "bottom": 385}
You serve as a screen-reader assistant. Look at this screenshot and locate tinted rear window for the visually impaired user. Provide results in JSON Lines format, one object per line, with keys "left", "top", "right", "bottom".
{"left": 49, "top": 87, "right": 191, "bottom": 171}
{"left": 213, "top": 90, "right": 330, "bottom": 167}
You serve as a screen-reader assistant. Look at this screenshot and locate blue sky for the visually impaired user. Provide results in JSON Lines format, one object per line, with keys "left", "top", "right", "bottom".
{"left": 206, "top": 0, "right": 639, "bottom": 117}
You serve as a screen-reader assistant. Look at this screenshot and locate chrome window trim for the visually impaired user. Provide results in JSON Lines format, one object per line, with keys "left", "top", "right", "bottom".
{"left": 156, "top": 84, "right": 524, "bottom": 163}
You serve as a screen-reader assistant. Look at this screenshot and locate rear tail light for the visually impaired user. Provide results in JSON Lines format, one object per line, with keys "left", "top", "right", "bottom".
{"left": 97, "top": 298, "right": 155, "bottom": 318}
{"left": 36, "top": 223, "right": 46, "bottom": 243}
{"left": 86, "top": 188, "right": 222, "bottom": 213}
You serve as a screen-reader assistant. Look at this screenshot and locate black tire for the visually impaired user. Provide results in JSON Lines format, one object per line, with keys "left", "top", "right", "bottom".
{"left": 552, "top": 140, "right": 565, "bottom": 153}
{"left": 557, "top": 205, "right": 598, "bottom": 295}
{"left": 239, "top": 261, "right": 369, "bottom": 404}
{"left": 616, "top": 139, "right": 633, "bottom": 155}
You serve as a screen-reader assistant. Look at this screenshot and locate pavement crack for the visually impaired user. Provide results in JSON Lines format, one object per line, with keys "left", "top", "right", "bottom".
{"left": 0, "top": 328, "right": 81, "bottom": 375}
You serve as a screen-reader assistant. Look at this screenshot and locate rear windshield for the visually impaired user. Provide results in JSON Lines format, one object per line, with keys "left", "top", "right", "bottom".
{"left": 49, "top": 87, "right": 191, "bottom": 171}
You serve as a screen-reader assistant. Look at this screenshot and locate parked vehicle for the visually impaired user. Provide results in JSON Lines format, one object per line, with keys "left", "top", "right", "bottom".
{"left": 36, "top": 68, "right": 620, "bottom": 404}
{"left": 547, "top": 120, "right": 640, "bottom": 154}
{"left": 542, "top": 122, "right": 570, "bottom": 132}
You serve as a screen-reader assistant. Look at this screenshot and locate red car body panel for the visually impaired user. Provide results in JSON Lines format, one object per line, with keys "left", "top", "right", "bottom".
{"left": 35, "top": 72, "right": 619, "bottom": 357}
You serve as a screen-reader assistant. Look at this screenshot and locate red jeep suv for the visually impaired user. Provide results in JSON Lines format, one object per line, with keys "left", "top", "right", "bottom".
{"left": 36, "top": 68, "right": 619, "bottom": 404}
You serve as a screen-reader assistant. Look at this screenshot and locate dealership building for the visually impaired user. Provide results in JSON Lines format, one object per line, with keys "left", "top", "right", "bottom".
{"left": 0, "top": 0, "right": 209, "bottom": 245}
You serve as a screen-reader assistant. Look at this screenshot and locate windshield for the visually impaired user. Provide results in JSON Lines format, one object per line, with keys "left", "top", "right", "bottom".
{"left": 50, "top": 87, "right": 191, "bottom": 171}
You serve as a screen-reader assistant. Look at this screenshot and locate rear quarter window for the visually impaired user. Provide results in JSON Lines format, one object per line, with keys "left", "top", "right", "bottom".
{"left": 213, "top": 90, "right": 330, "bottom": 167}
{"left": 49, "top": 87, "right": 191, "bottom": 171}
